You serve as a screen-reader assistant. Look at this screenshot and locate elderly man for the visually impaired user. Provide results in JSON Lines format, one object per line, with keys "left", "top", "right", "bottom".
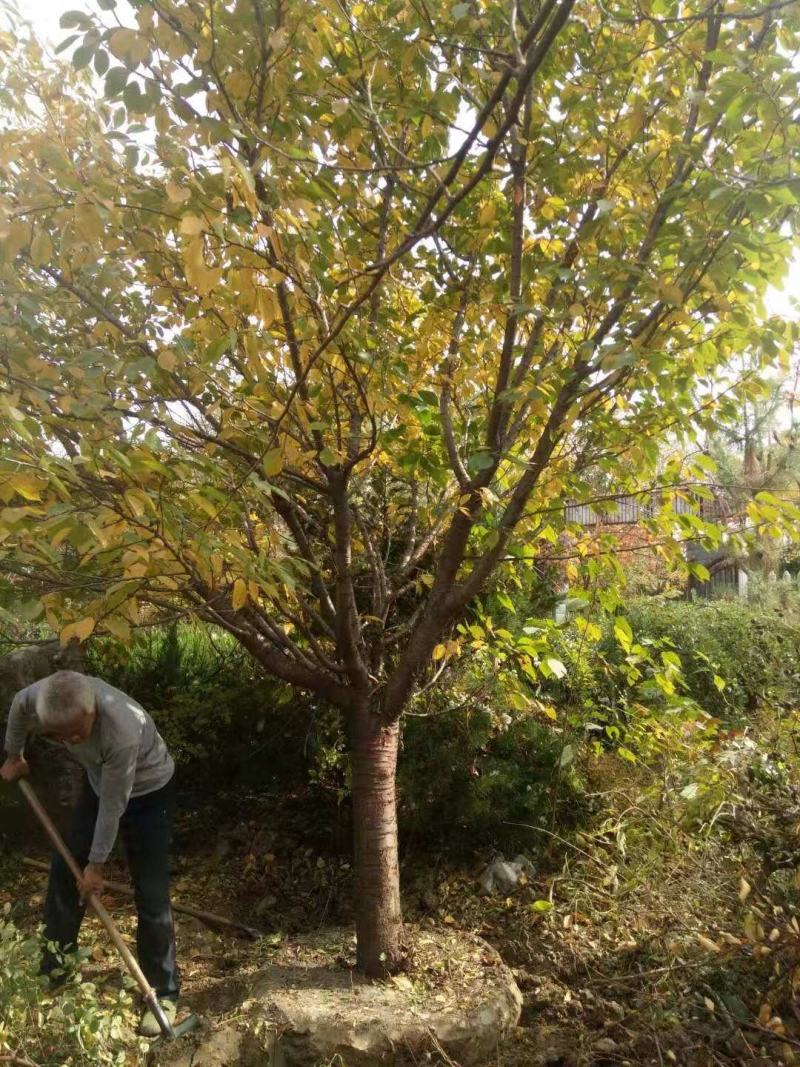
{"left": 0, "top": 670, "right": 179, "bottom": 1036}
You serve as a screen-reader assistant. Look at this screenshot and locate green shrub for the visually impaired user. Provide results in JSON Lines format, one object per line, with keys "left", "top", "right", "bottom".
{"left": 0, "top": 911, "right": 141, "bottom": 1066}
{"left": 397, "top": 656, "right": 586, "bottom": 854}
{"left": 81, "top": 600, "right": 800, "bottom": 856}
{"left": 612, "top": 600, "right": 800, "bottom": 719}
{"left": 402, "top": 708, "right": 585, "bottom": 854}
{"left": 87, "top": 624, "right": 317, "bottom": 790}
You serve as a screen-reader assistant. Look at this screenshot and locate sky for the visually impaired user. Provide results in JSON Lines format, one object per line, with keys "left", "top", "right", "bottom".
{"left": 21, "top": 0, "right": 800, "bottom": 322}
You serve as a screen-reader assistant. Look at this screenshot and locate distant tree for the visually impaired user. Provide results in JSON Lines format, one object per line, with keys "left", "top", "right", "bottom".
{"left": 709, "top": 356, "right": 800, "bottom": 574}
{"left": 1, "top": 0, "right": 799, "bottom": 973}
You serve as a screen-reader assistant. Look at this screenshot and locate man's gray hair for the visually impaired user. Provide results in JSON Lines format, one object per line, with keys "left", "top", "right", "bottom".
{"left": 35, "top": 671, "right": 95, "bottom": 729}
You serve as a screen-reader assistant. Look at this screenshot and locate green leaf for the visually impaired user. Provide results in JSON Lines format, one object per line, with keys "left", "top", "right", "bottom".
{"left": 104, "top": 66, "right": 129, "bottom": 97}
{"left": 59, "top": 10, "right": 91, "bottom": 29}
{"left": 94, "top": 49, "right": 110, "bottom": 76}
{"left": 72, "top": 45, "right": 94, "bottom": 70}
{"left": 262, "top": 449, "right": 283, "bottom": 477}
{"left": 207, "top": 335, "right": 231, "bottom": 360}
{"left": 469, "top": 450, "right": 494, "bottom": 471}
{"left": 531, "top": 900, "right": 553, "bottom": 912}
{"left": 614, "top": 617, "right": 633, "bottom": 650}
{"left": 54, "top": 34, "right": 80, "bottom": 55}
{"left": 123, "top": 82, "right": 144, "bottom": 112}
{"left": 497, "top": 592, "right": 516, "bottom": 614}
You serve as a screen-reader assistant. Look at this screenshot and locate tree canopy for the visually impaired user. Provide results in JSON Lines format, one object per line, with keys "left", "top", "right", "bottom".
{"left": 2, "top": 0, "right": 799, "bottom": 693}
{"left": 2, "top": 0, "right": 800, "bottom": 974}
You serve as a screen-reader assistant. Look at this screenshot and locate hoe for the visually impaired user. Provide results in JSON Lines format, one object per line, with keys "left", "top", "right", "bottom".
{"left": 17, "top": 778, "right": 200, "bottom": 1042}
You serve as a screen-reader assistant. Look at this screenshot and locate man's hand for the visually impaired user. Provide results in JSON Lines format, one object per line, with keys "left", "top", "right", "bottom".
{"left": 0, "top": 756, "right": 30, "bottom": 782}
{"left": 80, "top": 863, "right": 104, "bottom": 900}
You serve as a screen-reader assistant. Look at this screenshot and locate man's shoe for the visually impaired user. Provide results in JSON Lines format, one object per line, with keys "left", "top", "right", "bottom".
{"left": 138, "top": 997, "right": 177, "bottom": 1038}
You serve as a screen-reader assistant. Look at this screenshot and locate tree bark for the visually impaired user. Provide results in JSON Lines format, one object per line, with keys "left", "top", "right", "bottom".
{"left": 349, "top": 702, "right": 403, "bottom": 976}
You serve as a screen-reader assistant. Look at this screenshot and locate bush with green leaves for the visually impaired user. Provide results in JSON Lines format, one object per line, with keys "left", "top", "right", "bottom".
{"left": 608, "top": 599, "right": 800, "bottom": 720}
{"left": 0, "top": 909, "right": 141, "bottom": 1066}
{"left": 397, "top": 656, "right": 587, "bottom": 854}
{"left": 88, "top": 624, "right": 319, "bottom": 789}
{"left": 81, "top": 601, "right": 800, "bottom": 855}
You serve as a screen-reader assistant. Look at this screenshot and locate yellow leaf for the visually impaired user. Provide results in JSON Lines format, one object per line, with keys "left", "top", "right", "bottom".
{"left": 696, "top": 934, "right": 721, "bottom": 954}
{"left": 165, "top": 180, "right": 191, "bottom": 204}
{"left": 123, "top": 561, "right": 148, "bottom": 579}
{"left": 124, "top": 489, "right": 150, "bottom": 517}
{"left": 136, "top": 4, "right": 155, "bottom": 31}
{"left": 432, "top": 643, "right": 446, "bottom": 661}
{"left": 8, "top": 473, "right": 42, "bottom": 501}
{"left": 2, "top": 219, "right": 31, "bottom": 258}
{"left": 104, "top": 617, "right": 132, "bottom": 644}
{"left": 30, "top": 229, "right": 53, "bottom": 267}
{"left": 232, "top": 578, "right": 248, "bottom": 611}
{"left": 60, "top": 617, "right": 96, "bottom": 645}
{"left": 478, "top": 201, "right": 496, "bottom": 225}
{"left": 180, "top": 215, "right": 205, "bottom": 236}
{"left": 75, "top": 202, "right": 104, "bottom": 242}
{"left": 743, "top": 912, "right": 760, "bottom": 941}
{"left": 658, "top": 280, "right": 684, "bottom": 306}
{"left": 262, "top": 448, "right": 283, "bottom": 477}
{"left": 739, "top": 877, "right": 752, "bottom": 903}
{"left": 256, "top": 287, "right": 279, "bottom": 326}
{"left": 109, "top": 28, "right": 139, "bottom": 59}
{"left": 190, "top": 492, "right": 218, "bottom": 518}
{"left": 157, "top": 349, "right": 177, "bottom": 372}
{"left": 225, "top": 70, "right": 252, "bottom": 99}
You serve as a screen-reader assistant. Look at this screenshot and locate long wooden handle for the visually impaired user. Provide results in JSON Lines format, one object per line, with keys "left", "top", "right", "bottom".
{"left": 21, "top": 857, "right": 261, "bottom": 940}
{"left": 17, "top": 779, "right": 175, "bottom": 1039}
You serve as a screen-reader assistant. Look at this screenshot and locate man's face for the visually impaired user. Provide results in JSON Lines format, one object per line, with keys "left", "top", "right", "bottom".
{"left": 44, "top": 709, "right": 96, "bottom": 745}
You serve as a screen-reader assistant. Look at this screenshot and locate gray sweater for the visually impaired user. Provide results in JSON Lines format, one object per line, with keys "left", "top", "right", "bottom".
{"left": 4, "top": 676, "right": 174, "bottom": 863}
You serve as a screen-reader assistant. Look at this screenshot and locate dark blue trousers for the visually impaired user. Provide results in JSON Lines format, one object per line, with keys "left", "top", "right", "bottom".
{"left": 42, "top": 774, "right": 180, "bottom": 999}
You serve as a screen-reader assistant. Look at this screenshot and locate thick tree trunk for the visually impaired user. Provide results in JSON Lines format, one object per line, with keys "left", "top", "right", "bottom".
{"left": 349, "top": 704, "right": 403, "bottom": 977}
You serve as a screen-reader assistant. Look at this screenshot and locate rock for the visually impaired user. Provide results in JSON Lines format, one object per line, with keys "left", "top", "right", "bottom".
{"left": 512, "top": 854, "right": 536, "bottom": 877}
{"left": 479, "top": 857, "right": 529, "bottom": 895}
{"left": 0, "top": 639, "right": 85, "bottom": 708}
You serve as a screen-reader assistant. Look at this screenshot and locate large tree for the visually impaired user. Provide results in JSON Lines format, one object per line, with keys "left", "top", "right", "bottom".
{"left": 1, "top": 0, "right": 799, "bottom": 974}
